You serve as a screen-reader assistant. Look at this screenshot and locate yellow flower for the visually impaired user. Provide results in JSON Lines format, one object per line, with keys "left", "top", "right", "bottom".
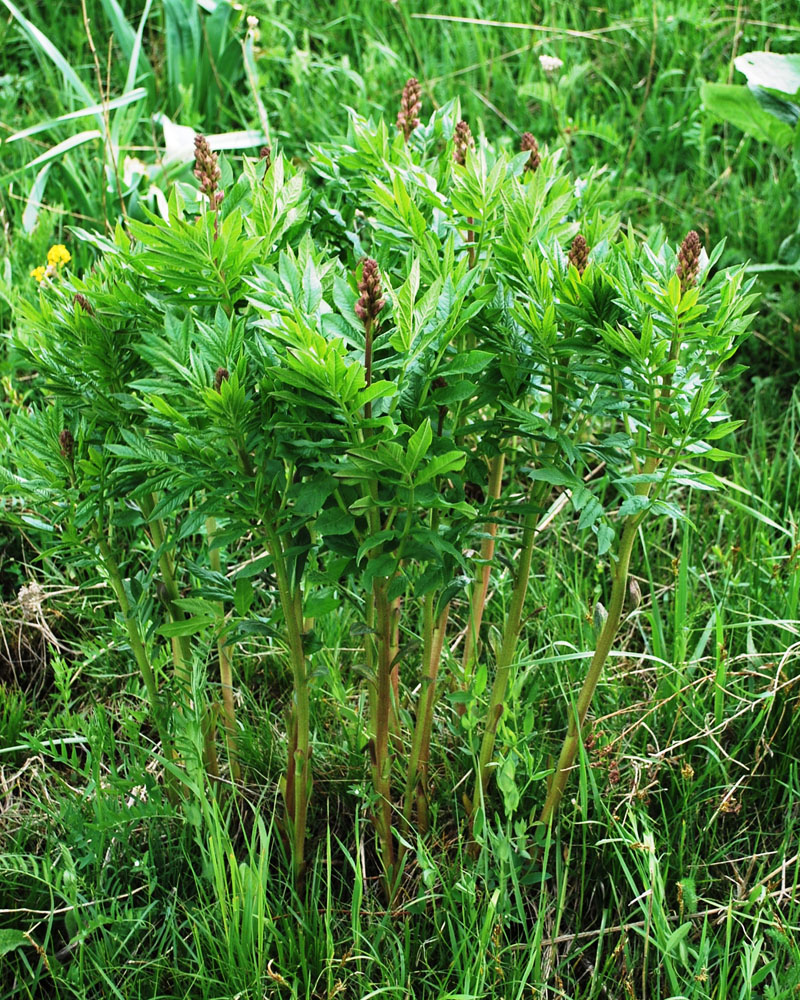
{"left": 47, "top": 244, "right": 71, "bottom": 268}
{"left": 31, "top": 265, "right": 47, "bottom": 283}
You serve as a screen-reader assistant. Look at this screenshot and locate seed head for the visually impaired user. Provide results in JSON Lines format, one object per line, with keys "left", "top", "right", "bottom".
{"left": 355, "top": 258, "right": 385, "bottom": 327}
{"left": 520, "top": 132, "right": 541, "bottom": 172}
{"left": 568, "top": 234, "right": 590, "bottom": 276}
{"left": 18, "top": 581, "right": 44, "bottom": 620}
{"left": 677, "top": 230, "right": 702, "bottom": 293}
{"left": 59, "top": 428, "right": 74, "bottom": 460}
{"left": 193, "top": 134, "right": 224, "bottom": 210}
{"left": 453, "top": 120, "right": 475, "bottom": 165}
{"left": 397, "top": 77, "right": 422, "bottom": 142}
{"left": 214, "top": 367, "right": 230, "bottom": 392}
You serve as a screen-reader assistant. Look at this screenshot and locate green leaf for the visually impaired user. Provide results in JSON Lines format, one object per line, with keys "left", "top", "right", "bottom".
{"left": 439, "top": 350, "right": 495, "bottom": 376}
{"left": 290, "top": 475, "right": 336, "bottom": 516}
{"left": 596, "top": 523, "right": 614, "bottom": 556}
{"left": 701, "top": 82, "right": 793, "bottom": 146}
{"left": 316, "top": 508, "right": 355, "bottom": 536}
{"left": 233, "top": 554, "right": 273, "bottom": 579}
{"left": 158, "top": 616, "right": 216, "bottom": 638}
{"left": 618, "top": 495, "right": 652, "bottom": 518}
{"left": 304, "top": 589, "right": 340, "bottom": 618}
{"left": 386, "top": 257, "right": 420, "bottom": 353}
{"left": 751, "top": 86, "right": 800, "bottom": 128}
{"left": 234, "top": 577, "right": 254, "bottom": 617}
{"left": 415, "top": 450, "right": 466, "bottom": 485}
{"left": 0, "top": 929, "right": 30, "bottom": 957}
{"left": 406, "top": 419, "right": 433, "bottom": 474}
{"left": 528, "top": 467, "right": 578, "bottom": 487}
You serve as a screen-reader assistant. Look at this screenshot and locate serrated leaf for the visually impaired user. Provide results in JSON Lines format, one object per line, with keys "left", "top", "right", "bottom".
{"left": 316, "top": 508, "right": 355, "bottom": 536}
{"left": 439, "top": 350, "right": 495, "bottom": 376}
{"left": 596, "top": 523, "right": 614, "bottom": 555}
{"left": 158, "top": 616, "right": 216, "bottom": 638}
{"left": 406, "top": 418, "right": 433, "bottom": 473}
{"left": 619, "top": 495, "right": 653, "bottom": 518}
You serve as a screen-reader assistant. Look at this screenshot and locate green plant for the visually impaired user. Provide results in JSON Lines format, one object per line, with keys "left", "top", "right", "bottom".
{"left": 2, "top": 88, "right": 755, "bottom": 904}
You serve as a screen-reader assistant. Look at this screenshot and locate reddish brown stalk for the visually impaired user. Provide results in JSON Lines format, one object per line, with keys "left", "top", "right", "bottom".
{"left": 459, "top": 454, "right": 505, "bottom": 710}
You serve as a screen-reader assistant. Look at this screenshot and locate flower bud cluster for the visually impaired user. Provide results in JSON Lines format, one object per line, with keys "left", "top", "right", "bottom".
{"left": 677, "top": 230, "right": 702, "bottom": 293}
{"left": 397, "top": 77, "right": 422, "bottom": 142}
{"left": 59, "top": 429, "right": 74, "bottom": 460}
{"left": 214, "top": 367, "right": 230, "bottom": 392}
{"left": 355, "top": 259, "right": 385, "bottom": 327}
{"left": 453, "top": 120, "right": 475, "bottom": 165}
{"left": 568, "top": 234, "right": 590, "bottom": 276}
{"left": 193, "top": 135, "right": 224, "bottom": 211}
{"left": 73, "top": 293, "right": 93, "bottom": 315}
{"left": 521, "top": 132, "right": 541, "bottom": 173}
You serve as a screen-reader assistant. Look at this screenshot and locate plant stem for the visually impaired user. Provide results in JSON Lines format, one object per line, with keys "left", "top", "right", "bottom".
{"left": 139, "top": 494, "right": 192, "bottom": 693}
{"left": 537, "top": 308, "right": 682, "bottom": 827}
{"left": 141, "top": 495, "right": 223, "bottom": 781}
{"left": 471, "top": 506, "right": 539, "bottom": 815}
{"left": 206, "top": 516, "right": 241, "bottom": 783}
{"left": 537, "top": 516, "right": 640, "bottom": 827}
{"left": 371, "top": 576, "right": 395, "bottom": 888}
{"left": 399, "top": 594, "right": 450, "bottom": 855}
{"left": 264, "top": 519, "right": 310, "bottom": 881}
{"left": 95, "top": 534, "right": 174, "bottom": 783}
{"left": 460, "top": 453, "right": 505, "bottom": 698}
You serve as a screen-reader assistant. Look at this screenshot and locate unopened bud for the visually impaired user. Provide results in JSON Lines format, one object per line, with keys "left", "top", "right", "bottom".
{"left": 397, "top": 77, "right": 422, "bottom": 142}
{"left": 520, "top": 132, "right": 541, "bottom": 172}
{"left": 73, "top": 293, "right": 93, "bottom": 315}
{"left": 354, "top": 258, "right": 385, "bottom": 327}
{"left": 214, "top": 367, "right": 230, "bottom": 392}
{"left": 677, "top": 230, "right": 702, "bottom": 293}
{"left": 628, "top": 578, "right": 642, "bottom": 610}
{"left": 568, "top": 234, "right": 590, "bottom": 276}
{"left": 59, "top": 429, "right": 74, "bottom": 460}
{"left": 193, "top": 135, "right": 224, "bottom": 237}
{"left": 453, "top": 120, "right": 475, "bottom": 165}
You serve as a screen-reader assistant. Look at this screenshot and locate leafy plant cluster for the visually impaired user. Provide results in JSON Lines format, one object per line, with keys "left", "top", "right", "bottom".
{"left": 4, "top": 103, "right": 764, "bottom": 912}
{"left": 2, "top": 94, "right": 756, "bottom": 905}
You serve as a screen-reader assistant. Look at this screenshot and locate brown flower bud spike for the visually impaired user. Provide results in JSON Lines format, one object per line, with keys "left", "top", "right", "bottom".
{"left": 569, "top": 234, "right": 590, "bottom": 277}
{"left": 521, "top": 132, "right": 541, "bottom": 173}
{"left": 214, "top": 367, "right": 230, "bottom": 392}
{"left": 677, "top": 230, "right": 702, "bottom": 293}
{"left": 73, "top": 293, "right": 94, "bottom": 315}
{"left": 59, "top": 429, "right": 74, "bottom": 461}
{"left": 193, "top": 134, "right": 224, "bottom": 240}
{"left": 453, "top": 121, "right": 477, "bottom": 265}
{"left": 397, "top": 78, "right": 422, "bottom": 143}
{"left": 355, "top": 258, "right": 385, "bottom": 419}
{"left": 453, "top": 120, "right": 475, "bottom": 166}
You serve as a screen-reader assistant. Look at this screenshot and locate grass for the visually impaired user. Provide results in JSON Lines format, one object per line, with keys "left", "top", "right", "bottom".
{"left": 2, "top": 1, "right": 800, "bottom": 998}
